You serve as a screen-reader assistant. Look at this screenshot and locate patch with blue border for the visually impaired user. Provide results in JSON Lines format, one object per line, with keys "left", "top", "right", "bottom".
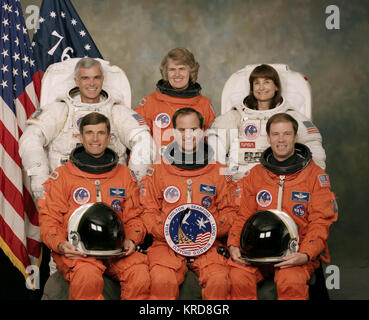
{"left": 291, "top": 191, "right": 310, "bottom": 202}
{"left": 110, "top": 188, "right": 126, "bottom": 198}
{"left": 200, "top": 184, "right": 216, "bottom": 196}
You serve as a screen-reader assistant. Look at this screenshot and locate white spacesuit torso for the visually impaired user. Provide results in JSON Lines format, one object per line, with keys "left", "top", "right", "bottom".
{"left": 46, "top": 89, "right": 127, "bottom": 170}
{"left": 209, "top": 99, "right": 326, "bottom": 181}
{"left": 207, "top": 63, "right": 327, "bottom": 181}
{"left": 19, "top": 87, "right": 155, "bottom": 203}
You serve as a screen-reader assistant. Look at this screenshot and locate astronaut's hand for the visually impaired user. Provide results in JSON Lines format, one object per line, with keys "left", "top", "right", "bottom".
{"left": 30, "top": 176, "right": 47, "bottom": 200}
{"left": 274, "top": 252, "right": 309, "bottom": 269}
{"left": 122, "top": 239, "right": 136, "bottom": 256}
{"left": 229, "top": 245, "right": 249, "bottom": 266}
{"left": 58, "top": 241, "right": 87, "bottom": 259}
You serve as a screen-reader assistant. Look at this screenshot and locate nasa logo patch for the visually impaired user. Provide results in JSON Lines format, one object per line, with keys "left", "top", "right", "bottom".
{"left": 164, "top": 204, "right": 217, "bottom": 257}
{"left": 111, "top": 199, "right": 122, "bottom": 212}
{"left": 243, "top": 124, "right": 259, "bottom": 140}
{"left": 155, "top": 113, "right": 171, "bottom": 129}
{"left": 164, "top": 186, "right": 181, "bottom": 203}
{"left": 292, "top": 204, "right": 306, "bottom": 217}
{"left": 73, "top": 187, "right": 90, "bottom": 205}
{"left": 201, "top": 196, "right": 212, "bottom": 208}
{"left": 256, "top": 190, "right": 272, "bottom": 207}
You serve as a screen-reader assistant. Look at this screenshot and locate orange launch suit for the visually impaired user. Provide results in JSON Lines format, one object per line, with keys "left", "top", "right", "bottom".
{"left": 140, "top": 159, "right": 237, "bottom": 299}
{"left": 228, "top": 161, "right": 338, "bottom": 300}
{"left": 38, "top": 161, "right": 150, "bottom": 300}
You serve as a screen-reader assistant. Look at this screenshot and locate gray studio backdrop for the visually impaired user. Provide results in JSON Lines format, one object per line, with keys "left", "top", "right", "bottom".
{"left": 20, "top": 0, "right": 369, "bottom": 299}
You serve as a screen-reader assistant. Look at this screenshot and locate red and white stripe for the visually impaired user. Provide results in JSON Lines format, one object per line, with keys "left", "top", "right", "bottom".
{"left": 0, "top": 78, "right": 41, "bottom": 275}
{"left": 177, "top": 231, "right": 211, "bottom": 251}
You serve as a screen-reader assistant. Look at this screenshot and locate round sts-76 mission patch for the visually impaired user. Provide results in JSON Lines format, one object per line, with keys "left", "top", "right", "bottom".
{"left": 164, "top": 204, "right": 217, "bottom": 257}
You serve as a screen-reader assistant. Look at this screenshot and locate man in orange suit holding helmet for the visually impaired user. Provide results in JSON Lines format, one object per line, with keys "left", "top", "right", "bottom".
{"left": 228, "top": 113, "right": 338, "bottom": 300}
{"left": 38, "top": 112, "right": 150, "bottom": 300}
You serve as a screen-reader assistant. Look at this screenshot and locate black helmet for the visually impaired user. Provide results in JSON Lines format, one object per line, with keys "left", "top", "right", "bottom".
{"left": 240, "top": 209, "right": 299, "bottom": 263}
{"left": 68, "top": 202, "right": 125, "bottom": 258}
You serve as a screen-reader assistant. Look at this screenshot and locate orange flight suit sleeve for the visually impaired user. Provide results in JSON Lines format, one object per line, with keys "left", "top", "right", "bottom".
{"left": 201, "top": 97, "right": 216, "bottom": 130}
{"left": 213, "top": 169, "right": 238, "bottom": 238}
{"left": 140, "top": 166, "right": 166, "bottom": 241}
{"left": 120, "top": 172, "right": 146, "bottom": 245}
{"left": 227, "top": 174, "right": 257, "bottom": 248}
{"left": 38, "top": 167, "right": 69, "bottom": 253}
{"left": 298, "top": 168, "right": 338, "bottom": 261}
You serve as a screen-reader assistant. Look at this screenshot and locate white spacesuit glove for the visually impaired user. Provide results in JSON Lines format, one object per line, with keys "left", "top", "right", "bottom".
{"left": 30, "top": 175, "right": 48, "bottom": 201}
{"left": 228, "top": 137, "right": 241, "bottom": 173}
{"left": 228, "top": 137, "right": 251, "bottom": 181}
{"left": 232, "top": 166, "right": 249, "bottom": 182}
{"left": 19, "top": 124, "right": 51, "bottom": 200}
{"left": 128, "top": 129, "right": 156, "bottom": 181}
{"left": 206, "top": 128, "right": 228, "bottom": 165}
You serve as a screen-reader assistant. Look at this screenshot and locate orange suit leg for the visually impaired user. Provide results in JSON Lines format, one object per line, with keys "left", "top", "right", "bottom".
{"left": 147, "top": 245, "right": 187, "bottom": 300}
{"left": 228, "top": 259, "right": 264, "bottom": 300}
{"left": 150, "top": 265, "right": 182, "bottom": 300}
{"left": 107, "top": 252, "right": 150, "bottom": 300}
{"left": 53, "top": 254, "right": 106, "bottom": 300}
{"left": 198, "top": 263, "right": 230, "bottom": 300}
{"left": 274, "top": 265, "right": 313, "bottom": 300}
{"left": 192, "top": 248, "right": 231, "bottom": 300}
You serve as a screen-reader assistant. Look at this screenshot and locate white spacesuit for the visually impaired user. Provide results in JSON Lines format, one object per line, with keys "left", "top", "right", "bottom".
{"left": 19, "top": 58, "right": 155, "bottom": 200}
{"left": 207, "top": 64, "right": 326, "bottom": 181}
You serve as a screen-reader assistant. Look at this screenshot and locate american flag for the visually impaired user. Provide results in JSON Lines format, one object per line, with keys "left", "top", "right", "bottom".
{"left": 132, "top": 113, "right": 147, "bottom": 126}
{"left": 303, "top": 120, "right": 320, "bottom": 135}
{"left": 31, "top": 0, "right": 102, "bottom": 81}
{"left": 0, "top": 0, "right": 41, "bottom": 281}
{"left": 177, "top": 231, "right": 211, "bottom": 251}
